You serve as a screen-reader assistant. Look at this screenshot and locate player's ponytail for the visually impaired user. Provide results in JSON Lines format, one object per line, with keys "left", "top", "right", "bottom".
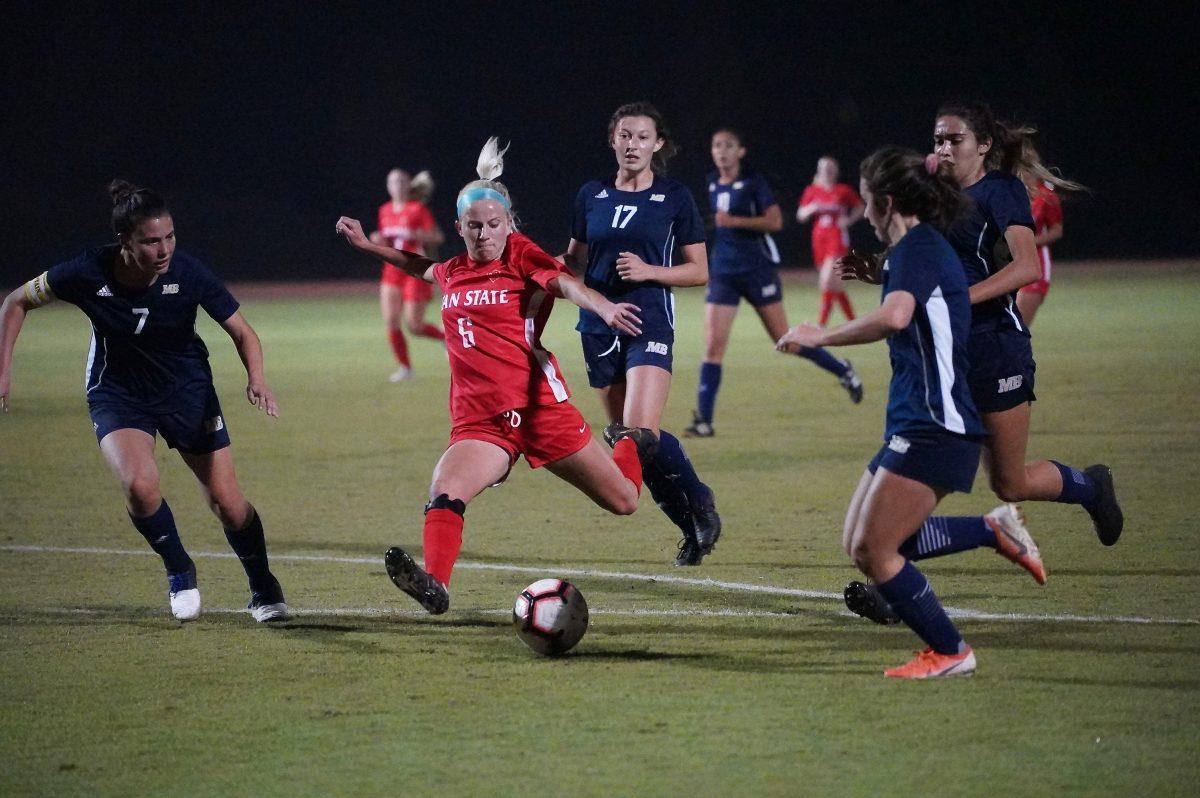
{"left": 108, "top": 179, "right": 169, "bottom": 238}
{"left": 859, "top": 147, "right": 968, "bottom": 233}
{"left": 409, "top": 170, "right": 435, "bottom": 203}
{"left": 608, "top": 101, "right": 678, "bottom": 173}
{"left": 456, "top": 138, "right": 516, "bottom": 225}
{"left": 936, "top": 99, "right": 1086, "bottom": 193}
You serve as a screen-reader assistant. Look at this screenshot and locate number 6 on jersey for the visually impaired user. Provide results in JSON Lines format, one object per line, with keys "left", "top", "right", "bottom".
{"left": 457, "top": 317, "right": 476, "bottom": 349}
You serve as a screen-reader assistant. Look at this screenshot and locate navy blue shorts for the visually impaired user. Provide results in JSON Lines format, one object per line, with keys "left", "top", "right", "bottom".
{"left": 706, "top": 268, "right": 783, "bottom": 308}
{"left": 89, "top": 383, "right": 231, "bottom": 454}
{"left": 868, "top": 430, "right": 982, "bottom": 494}
{"left": 580, "top": 330, "right": 674, "bottom": 388}
{"left": 967, "top": 328, "right": 1037, "bottom": 414}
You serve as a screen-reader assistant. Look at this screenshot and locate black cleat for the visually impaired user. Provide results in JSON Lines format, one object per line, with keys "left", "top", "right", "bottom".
{"left": 1083, "top": 464, "right": 1123, "bottom": 546}
{"left": 683, "top": 410, "right": 714, "bottom": 438}
{"left": 602, "top": 422, "right": 660, "bottom": 460}
{"left": 690, "top": 485, "right": 721, "bottom": 554}
{"left": 384, "top": 546, "right": 450, "bottom": 615}
{"left": 844, "top": 580, "right": 901, "bottom": 625}
{"left": 839, "top": 361, "right": 864, "bottom": 404}
{"left": 674, "top": 536, "right": 705, "bottom": 567}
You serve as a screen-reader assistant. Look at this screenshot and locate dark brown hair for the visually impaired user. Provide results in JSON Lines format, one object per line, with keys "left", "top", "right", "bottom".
{"left": 608, "top": 102, "right": 678, "bottom": 173}
{"left": 108, "top": 179, "right": 169, "bottom": 237}
{"left": 859, "top": 147, "right": 968, "bottom": 231}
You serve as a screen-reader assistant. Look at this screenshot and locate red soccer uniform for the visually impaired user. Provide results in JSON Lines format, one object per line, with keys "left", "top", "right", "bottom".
{"left": 432, "top": 232, "right": 589, "bottom": 468}
{"left": 1022, "top": 183, "right": 1063, "bottom": 296}
{"left": 800, "top": 183, "right": 862, "bottom": 264}
{"left": 378, "top": 200, "right": 437, "bottom": 301}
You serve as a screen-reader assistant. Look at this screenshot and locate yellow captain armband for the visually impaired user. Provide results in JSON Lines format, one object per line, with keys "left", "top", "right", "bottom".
{"left": 23, "top": 272, "right": 54, "bottom": 308}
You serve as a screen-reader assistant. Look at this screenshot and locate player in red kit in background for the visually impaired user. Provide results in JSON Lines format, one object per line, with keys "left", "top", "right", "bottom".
{"left": 798, "top": 157, "right": 864, "bottom": 326}
{"left": 336, "top": 138, "right": 655, "bottom": 615}
{"left": 1015, "top": 156, "right": 1064, "bottom": 327}
{"left": 372, "top": 168, "right": 445, "bottom": 382}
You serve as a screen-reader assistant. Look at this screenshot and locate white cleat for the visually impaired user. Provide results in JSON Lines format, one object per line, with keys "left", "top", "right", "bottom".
{"left": 250, "top": 602, "right": 291, "bottom": 623}
{"left": 169, "top": 588, "right": 201, "bottom": 621}
{"left": 985, "top": 503, "right": 1047, "bottom": 585}
{"left": 388, "top": 366, "right": 413, "bottom": 383}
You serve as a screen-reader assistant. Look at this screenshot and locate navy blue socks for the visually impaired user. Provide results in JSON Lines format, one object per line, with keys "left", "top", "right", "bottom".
{"left": 899, "top": 516, "right": 995, "bottom": 561}
{"left": 797, "top": 346, "right": 849, "bottom": 377}
{"left": 696, "top": 362, "right": 722, "bottom": 424}
{"left": 642, "top": 430, "right": 709, "bottom": 535}
{"left": 1051, "top": 461, "right": 1099, "bottom": 505}
{"left": 223, "top": 508, "right": 276, "bottom": 595}
{"left": 876, "top": 561, "right": 963, "bottom": 655}
{"left": 129, "top": 499, "right": 193, "bottom": 576}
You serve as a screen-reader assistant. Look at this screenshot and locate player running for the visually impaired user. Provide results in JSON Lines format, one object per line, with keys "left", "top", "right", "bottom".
{"left": 779, "top": 149, "right": 1047, "bottom": 678}
{"left": 0, "top": 181, "right": 288, "bottom": 623}
{"left": 1015, "top": 153, "right": 1064, "bottom": 326}
{"left": 797, "top": 156, "right": 864, "bottom": 326}
{"left": 562, "top": 102, "right": 722, "bottom": 566}
{"left": 684, "top": 129, "right": 863, "bottom": 438}
{"left": 336, "top": 138, "right": 654, "bottom": 615}
{"left": 372, "top": 168, "right": 445, "bottom": 382}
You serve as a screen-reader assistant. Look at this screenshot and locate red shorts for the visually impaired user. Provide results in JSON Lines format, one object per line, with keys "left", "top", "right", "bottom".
{"left": 811, "top": 226, "right": 849, "bottom": 265}
{"left": 1019, "top": 246, "right": 1053, "bottom": 296}
{"left": 381, "top": 265, "right": 434, "bottom": 302}
{"left": 448, "top": 402, "right": 592, "bottom": 469}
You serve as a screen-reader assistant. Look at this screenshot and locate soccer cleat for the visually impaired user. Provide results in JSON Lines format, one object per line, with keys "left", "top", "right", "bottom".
{"left": 384, "top": 546, "right": 450, "bottom": 615}
{"left": 884, "top": 646, "right": 976, "bottom": 679}
{"left": 690, "top": 485, "right": 722, "bottom": 554}
{"left": 1082, "top": 464, "right": 1123, "bottom": 546}
{"left": 602, "top": 422, "right": 659, "bottom": 460}
{"left": 838, "top": 361, "right": 864, "bottom": 404}
{"left": 844, "top": 580, "right": 901, "bottom": 625}
{"left": 248, "top": 576, "right": 291, "bottom": 622}
{"left": 683, "top": 410, "right": 714, "bottom": 438}
{"left": 389, "top": 365, "right": 413, "bottom": 383}
{"left": 167, "top": 566, "right": 200, "bottom": 621}
{"left": 985, "top": 503, "right": 1047, "bottom": 585}
{"left": 674, "top": 536, "right": 705, "bottom": 567}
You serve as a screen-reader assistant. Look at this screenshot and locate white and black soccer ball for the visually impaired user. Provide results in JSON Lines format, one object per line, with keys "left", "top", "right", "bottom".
{"left": 512, "top": 578, "right": 589, "bottom": 656}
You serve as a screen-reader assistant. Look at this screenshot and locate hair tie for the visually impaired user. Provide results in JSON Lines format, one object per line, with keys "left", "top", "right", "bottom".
{"left": 924, "top": 153, "right": 940, "bottom": 175}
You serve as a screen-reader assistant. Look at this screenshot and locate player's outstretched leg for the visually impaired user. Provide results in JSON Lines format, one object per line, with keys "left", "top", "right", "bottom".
{"left": 224, "top": 508, "right": 290, "bottom": 622}
{"left": 1081, "top": 464, "right": 1123, "bottom": 546}
{"left": 794, "top": 346, "right": 862, "bottom": 403}
{"left": 385, "top": 545, "right": 450, "bottom": 615}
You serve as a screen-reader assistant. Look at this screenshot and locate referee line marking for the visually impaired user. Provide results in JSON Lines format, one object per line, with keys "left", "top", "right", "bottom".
{"left": 2, "top": 544, "right": 1196, "bottom": 626}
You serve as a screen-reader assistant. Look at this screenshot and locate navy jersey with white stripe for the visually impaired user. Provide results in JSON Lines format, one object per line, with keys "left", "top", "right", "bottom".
{"left": 45, "top": 245, "right": 239, "bottom": 407}
{"left": 881, "top": 224, "right": 985, "bottom": 439}
{"left": 571, "top": 174, "right": 705, "bottom": 334}
{"left": 947, "top": 170, "right": 1035, "bottom": 332}
{"left": 707, "top": 168, "right": 779, "bottom": 274}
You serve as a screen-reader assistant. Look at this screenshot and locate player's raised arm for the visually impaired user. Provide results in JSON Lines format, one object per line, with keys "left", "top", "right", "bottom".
{"left": 336, "top": 216, "right": 435, "bottom": 282}
{"left": 219, "top": 311, "right": 279, "bottom": 418}
{"left": 0, "top": 274, "right": 55, "bottom": 412}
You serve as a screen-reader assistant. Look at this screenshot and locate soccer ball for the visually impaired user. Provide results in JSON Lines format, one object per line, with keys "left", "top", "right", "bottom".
{"left": 512, "top": 578, "right": 589, "bottom": 656}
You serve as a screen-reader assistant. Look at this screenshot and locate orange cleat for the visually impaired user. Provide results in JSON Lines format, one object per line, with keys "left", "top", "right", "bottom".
{"left": 986, "top": 504, "right": 1047, "bottom": 585}
{"left": 884, "top": 646, "right": 977, "bottom": 679}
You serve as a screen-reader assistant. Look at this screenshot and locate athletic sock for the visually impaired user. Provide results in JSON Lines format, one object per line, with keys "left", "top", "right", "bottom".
{"left": 899, "top": 516, "right": 995, "bottom": 561}
{"left": 835, "top": 291, "right": 856, "bottom": 320}
{"left": 223, "top": 509, "right": 276, "bottom": 596}
{"left": 388, "top": 328, "right": 410, "bottom": 367}
{"left": 796, "top": 346, "right": 849, "bottom": 377}
{"left": 612, "top": 438, "right": 643, "bottom": 495}
{"left": 697, "top": 362, "right": 722, "bottom": 424}
{"left": 818, "top": 290, "right": 834, "bottom": 326}
{"left": 654, "top": 431, "right": 708, "bottom": 503}
{"left": 129, "top": 499, "right": 193, "bottom": 576}
{"left": 423, "top": 508, "right": 464, "bottom": 586}
{"left": 415, "top": 323, "right": 444, "bottom": 341}
{"left": 875, "top": 561, "right": 964, "bottom": 655}
{"left": 641, "top": 437, "right": 695, "bottom": 535}
{"left": 1051, "top": 461, "right": 1099, "bottom": 506}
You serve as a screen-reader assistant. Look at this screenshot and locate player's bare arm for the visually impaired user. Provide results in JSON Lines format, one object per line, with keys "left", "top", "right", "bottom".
{"left": 715, "top": 204, "right": 783, "bottom": 234}
{"left": 549, "top": 273, "right": 642, "bottom": 337}
{"left": 0, "top": 274, "right": 55, "bottom": 412}
{"left": 219, "top": 311, "right": 279, "bottom": 418}
{"left": 559, "top": 239, "right": 587, "bottom": 276}
{"left": 777, "top": 290, "right": 914, "bottom": 352}
{"left": 616, "top": 242, "right": 708, "bottom": 287}
{"left": 336, "top": 216, "right": 435, "bottom": 282}
{"left": 967, "top": 225, "right": 1040, "bottom": 305}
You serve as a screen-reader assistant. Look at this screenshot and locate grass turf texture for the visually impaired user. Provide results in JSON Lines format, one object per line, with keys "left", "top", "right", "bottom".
{"left": 2, "top": 268, "right": 1197, "bottom": 796}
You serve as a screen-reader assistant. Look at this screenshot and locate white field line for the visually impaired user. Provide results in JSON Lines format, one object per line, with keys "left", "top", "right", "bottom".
{"left": 2, "top": 544, "right": 1197, "bottom": 627}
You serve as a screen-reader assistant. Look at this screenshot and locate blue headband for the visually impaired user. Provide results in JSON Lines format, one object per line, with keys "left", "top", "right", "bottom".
{"left": 456, "top": 187, "right": 511, "bottom": 218}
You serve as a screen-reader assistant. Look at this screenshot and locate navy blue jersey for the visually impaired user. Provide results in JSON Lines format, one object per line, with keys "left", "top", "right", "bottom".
{"left": 706, "top": 168, "right": 780, "bottom": 274}
{"left": 947, "top": 170, "right": 1035, "bottom": 332}
{"left": 45, "top": 245, "right": 240, "bottom": 407}
{"left": 571, "top": 174, "right": 705, "bottom": 334}
{"left": 881, "top": 224, "right": 985, "bottom": 440}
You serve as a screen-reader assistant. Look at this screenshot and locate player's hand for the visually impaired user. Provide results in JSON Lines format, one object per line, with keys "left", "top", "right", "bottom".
{"left": 600, "top": 301, "right": 642, "bottom": 337}
{"left": 834, "top": 250, "right": 883, "bottom": 285}
{"left": 335, "top": 217, "right": 369, "bottom": 250}
{"left": 615, "top": 252, "right": 656, "bottom": 283}
{"left": 714, "top": 211, "right": 738, "bottom": 229}
{"left": 776, "top": 323, "right": 824, "bottom": 354}
{"left": 246, "top": 382, "right": 279, "bottom": 418}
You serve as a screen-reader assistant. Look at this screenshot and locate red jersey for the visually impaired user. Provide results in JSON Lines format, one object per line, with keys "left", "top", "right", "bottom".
{"left": 432, "top": 232, "right": 572, "bottom": 426}
{"left": 800, "top": 183, "right": 861, "bottom": 230}
{"left": 377, "top": 200, "right": 436, "bottom": 255}
{"left": 1029, "top": 183, "right": 1063, "bottom": 235}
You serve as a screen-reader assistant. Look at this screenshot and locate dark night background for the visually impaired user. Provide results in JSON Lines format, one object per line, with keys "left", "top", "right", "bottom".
{"left": 2, "top": 2, "right": 1196, "bottom": 286}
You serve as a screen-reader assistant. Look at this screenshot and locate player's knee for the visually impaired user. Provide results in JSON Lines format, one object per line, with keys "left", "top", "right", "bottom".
{"left": 211, "top": 494, "right": 250, "bottom": 529}
{"left": 990, "top": 474, "right": 1027, "bottom": 503}
{"left": 124, "top": 472, "right": 161, "bottom": 510}
{"left": 607, "top": 492, "right": 639, "bottom": 516}
{"left": 850, "top": 537, "right": 882, "bottom": 574}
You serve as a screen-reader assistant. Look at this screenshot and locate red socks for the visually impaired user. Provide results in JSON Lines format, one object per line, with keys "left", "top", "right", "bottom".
{"left": 612, "top": 438, "right": 643, "bottom": 495}
{"left": 388, "top": 328, "right": 410, "bottom": 367}
{"left": 819, "top": 291, "right": 855, "bottom": 326}
{"left": 422, "top": 508, "right": 463, "bottom": 586}
{"left": 818, "top": 291, "right": 834, "bottom": 326}
{"left": 836, "top": 292, "right": 856, "bottom": 321}
{"left": 414, "top": 323, "right": 444, "bottom": 341}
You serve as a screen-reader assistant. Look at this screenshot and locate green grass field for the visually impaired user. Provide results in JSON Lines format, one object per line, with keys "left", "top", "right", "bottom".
{"left": 2, "top": 267, "right": 1198, "bottom": 796}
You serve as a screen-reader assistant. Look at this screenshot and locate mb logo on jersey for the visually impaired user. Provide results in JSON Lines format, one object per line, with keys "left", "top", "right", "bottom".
{"left": 997, "top": 375, "right": 1024, "bottom": 393}
{"left": 888, "top": 435, "right": 911, "bottom": 454}
{"left": 162, "top": 284, "right": 179, "bottom": 294}
{"left": 644, "top": 341, "right": 669, "bottom": 356}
